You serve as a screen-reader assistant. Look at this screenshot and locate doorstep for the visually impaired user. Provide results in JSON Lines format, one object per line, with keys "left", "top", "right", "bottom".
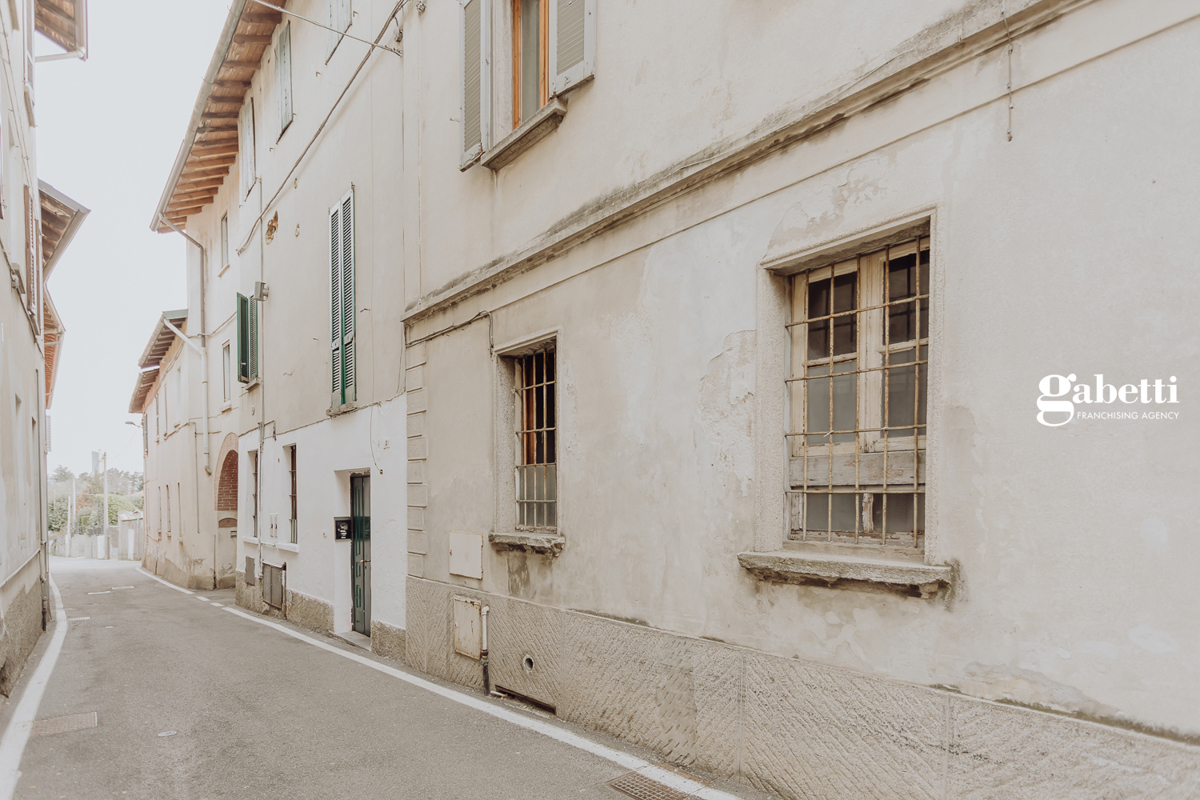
{"left": 332, "top": 630, "right": 372, "bottom": 651}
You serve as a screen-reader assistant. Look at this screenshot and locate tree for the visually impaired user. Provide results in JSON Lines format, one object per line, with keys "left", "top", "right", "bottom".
{"left": 47, "top": 496, "right": 69, "bottom": 531}
{"left": 50, "top": 465, "right": 73, "bottom": 483}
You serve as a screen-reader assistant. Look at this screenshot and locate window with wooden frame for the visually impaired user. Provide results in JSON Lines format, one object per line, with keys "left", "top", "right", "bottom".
{"left": 460, "top": 0, "right": 595, "bottom": 166}
{"left": 787, "top": 236, "right": 930, "bottom": 553}
{"left": 514, "top": 346, "right": 556, "bottom": 530}
{"left": 222, "top": 342, "right": 231, "bottom": 401}
{"left": 287, "top": 444, "right": 298, "bottom": 544}
{"left": 329, "top": 189, "right": 355, "bottom": 408}
{"left": 512, "top": 0, "right": 548, "bottom": 128}
{"left": 236, "top": 292, "right": 258, "bottom": 384}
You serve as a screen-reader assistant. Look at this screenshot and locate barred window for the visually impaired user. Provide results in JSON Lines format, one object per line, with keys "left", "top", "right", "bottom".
{"left": 787, "top": 237, "right": 929, "bottom": 550}
{"left": 514, "top": 347, "right": 556, "bottom": 530}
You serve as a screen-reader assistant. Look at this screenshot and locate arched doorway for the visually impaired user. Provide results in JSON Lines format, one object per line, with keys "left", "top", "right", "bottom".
{"left": 213, "top": 433, "right": 240, "bottom": 588}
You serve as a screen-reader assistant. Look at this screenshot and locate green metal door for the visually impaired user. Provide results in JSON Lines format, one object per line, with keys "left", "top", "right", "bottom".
{"left": 351, "top": 475, "right": 371, "bottom": 635}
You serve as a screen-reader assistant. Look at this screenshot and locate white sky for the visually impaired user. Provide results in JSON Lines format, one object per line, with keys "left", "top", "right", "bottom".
{"left": 39, "top": 2, "right": 231, "bottom": 476}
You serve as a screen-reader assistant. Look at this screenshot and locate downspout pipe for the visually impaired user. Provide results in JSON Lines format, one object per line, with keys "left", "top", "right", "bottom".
{"left": 481, "top": 605, "right": 490, "bottom": 693}
{"left": 158, "top": 216, "right": 212, "bottom": 477}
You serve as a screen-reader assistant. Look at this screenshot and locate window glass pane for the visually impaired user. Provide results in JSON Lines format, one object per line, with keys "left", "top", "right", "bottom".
{"left": 883, "top": 347, "right": 927, "bottom": 435}
{"left": 806, "top": 360, "right": 856, "bottom": 445}
{"left": 520, "top": 0, "right": 541, "bottom": 123}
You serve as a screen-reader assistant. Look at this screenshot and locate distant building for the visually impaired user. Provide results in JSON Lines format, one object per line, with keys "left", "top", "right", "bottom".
{"left": 0, "top": 1, "right": 88, "bottom": 694}
{"left": 129, "top": 310, "right": 233, "bottom": 588}
{"left": 148, "top": 0, "right": 1200, "bottom": 797}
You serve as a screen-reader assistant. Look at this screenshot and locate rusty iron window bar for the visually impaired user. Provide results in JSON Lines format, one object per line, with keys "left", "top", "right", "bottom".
{"left": 514, "top": 347, "right": 556, "bottom": 530}
{"left": 785, "top": 236, "right": 930, "bottom": 550}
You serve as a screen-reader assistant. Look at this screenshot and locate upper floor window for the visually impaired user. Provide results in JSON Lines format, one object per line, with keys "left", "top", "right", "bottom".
{"left": 787, "top": 236, "right": 930, "bottom": 552}
{"left": 287, "top": 444, "right": 298, "bottom": 544}
{"left": 329, "top": 189, "right": 356, "bottom": 408}
{"left": 239, "top": 98, "right": 256, "bottom": 197}
{"left": 327, "top": 0, "right": 351, "bottom": 59}
{"left": 222, "top": 342, "right": 232, "bottom": 401}
{"left": 461, "top": 0, "right": 595, "bottom": 166}
{"left": 277, "top": 21, "right": 293, "bottom": 135}
{"left": 220, "top": 214, "right": 229, "bottom": 271}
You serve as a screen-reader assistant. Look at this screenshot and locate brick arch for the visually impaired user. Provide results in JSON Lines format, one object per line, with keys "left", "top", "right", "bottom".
{"left": 214, "top": 433, "right": 240, "bottom": 512}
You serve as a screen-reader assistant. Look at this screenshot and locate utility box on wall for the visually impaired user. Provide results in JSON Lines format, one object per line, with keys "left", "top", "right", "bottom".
{"left": 448, "top": 531, "right": 483, "bottom": 579}
{"left": 452, "top": 596, "right": 482, "bottom": 659}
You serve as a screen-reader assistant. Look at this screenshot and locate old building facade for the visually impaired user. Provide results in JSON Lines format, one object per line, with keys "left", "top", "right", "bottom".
{"left": 145, "top": 0, "right": 1200, "bottom": 796}
{"left": 147, "top": 0, "right": 409, "bottom": 643}
{"left": 0, "top": 1, "right": 88, "bottom": 694}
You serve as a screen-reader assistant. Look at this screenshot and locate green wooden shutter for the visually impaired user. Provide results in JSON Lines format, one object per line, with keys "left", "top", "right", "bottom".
{"left": 237, "top": 293, "right": 250, "bottom": 383}
{"left": 249, "top": 294, "right": 259, "bottom": 381}
{"left": 340, "top": 189, "right": 355, "bottom": 403}
{"left": 330, "top": 201, "right": 343, "bottom": 407}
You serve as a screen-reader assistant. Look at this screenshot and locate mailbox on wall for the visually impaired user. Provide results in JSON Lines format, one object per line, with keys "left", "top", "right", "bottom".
{"left": 334, "top": 517, "right": 352, "bottom": 540}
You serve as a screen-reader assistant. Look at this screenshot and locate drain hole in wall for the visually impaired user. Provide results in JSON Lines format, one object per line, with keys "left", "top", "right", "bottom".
{"left": 522, "top": 655, "right": 535, "bottom": 672}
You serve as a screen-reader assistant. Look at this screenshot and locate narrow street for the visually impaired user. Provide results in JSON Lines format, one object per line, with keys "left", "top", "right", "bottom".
{"left": 1, "top": 559, "right": 747, "bottom": 800}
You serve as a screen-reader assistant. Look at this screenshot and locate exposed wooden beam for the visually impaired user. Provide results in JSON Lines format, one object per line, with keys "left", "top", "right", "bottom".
{"left": 201, "top": 111, "right": 239, "bottom": 120}
{"left": 36, "top": 2, "right": 75, "bottom": 28}
{"left": 220, "top": 60, "right": 261, "bottom": 70}
{"left": 184, "top": 155, "right": 236, "bottom": 169}
{"left": 232, "top": 34, "right": 272, "bottom": 45}
{"left": 241, "top": 12, "right": 282, "bottom": 24}
{"left": 178, "top": 177, "right": 226, "bottom": 190}
{"left": 199, "top": 122, "right": 238, "bottom": 132}
{"left": 180, "top": 168, "right": 230, "bottom": 181}
{"left": 168, "top": 206, "right": 206, "bottom": 218}
{"left": 171, "top": 191, "right": 219, "bottom": 206}
{"left": 213, "top": 80, "right": 251, "bottom": 90}
{"left": 191, "top": 143, "right": 239, "bottom": 157}
{"left": 196, "top": 130, "right": 239, "bottom": 141}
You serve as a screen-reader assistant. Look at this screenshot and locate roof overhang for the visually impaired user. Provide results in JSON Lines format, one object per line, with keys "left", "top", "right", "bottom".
{"left": 128, "top": 310, "right": 188, "bottom": 414}
{"left": 40, "top": 180, "right": 89, "bottom": 280}
{"left": 43, "top": 292, "right": 63, "bottom": 408}
{"left": 35, "top": 0, "right": 88, "bottom": 57}
{"left": 151, "top": 0, "right": 284, "bottom": 233}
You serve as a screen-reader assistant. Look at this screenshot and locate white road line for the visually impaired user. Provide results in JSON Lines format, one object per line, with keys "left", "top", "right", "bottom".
{"left": 135, "top": 567, "right": 193, "bottom": 595}
{"left": 210, "top": 603, "right": 223, "bottom": 607}
{"left": 0, "top": 576, "right": 67, "bottom": 800}
{"left": 195, "top": 597, "right": 210, "bottom": 602}
{"left": 220, "top": 606, "right": 740, "bottom": 800}
{"left": 86, "top": 591, "right": 109, "bottom": 595}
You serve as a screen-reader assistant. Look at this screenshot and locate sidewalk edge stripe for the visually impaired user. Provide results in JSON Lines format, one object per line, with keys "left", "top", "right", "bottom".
{"left": 135, "top": 566, "right": 193, "bottom": 595}
{"left": 220, "top": 606, "right": 741, "bottom": 800}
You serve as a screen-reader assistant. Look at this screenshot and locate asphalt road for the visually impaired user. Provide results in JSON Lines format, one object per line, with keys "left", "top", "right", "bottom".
{"left": 1, "top": 558, "right": 753, "bottom": 800}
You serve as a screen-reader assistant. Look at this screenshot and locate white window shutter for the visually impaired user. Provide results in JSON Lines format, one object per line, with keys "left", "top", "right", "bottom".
{"left": 340, "top": 189, "right": 355, "bottom": 402}
{"left": 240, "top": 98, "right": 256, "bottom": 196}
{"left": 328, "top": 0, "right": 352, "bottom": 56}
{"left": 277, "top": 22, "right": 293, "bottom": 134}
{"left": 460, "top": 0, "right": 491, "bottom": 168}
{"left": 550, "top": 0, "right": 594, "bottom": 96}
{"left": 329, "top": 201, "right": 343, "bottom": 407}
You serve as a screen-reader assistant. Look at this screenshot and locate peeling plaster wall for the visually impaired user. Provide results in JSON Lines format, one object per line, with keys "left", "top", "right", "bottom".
{"left": 405, "top": 0, "right": 1200, "bottom": 769}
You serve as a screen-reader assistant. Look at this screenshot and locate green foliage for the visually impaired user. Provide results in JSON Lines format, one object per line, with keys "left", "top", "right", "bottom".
{"left": 50, "top": 465, "right": 73, "bottom": 483}
{"left": 47, "top": 495, "right": 69, "bottom": 531}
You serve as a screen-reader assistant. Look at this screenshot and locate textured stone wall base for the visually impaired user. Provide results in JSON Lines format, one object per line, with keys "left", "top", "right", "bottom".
{"left": 371, "top": 619, "right": 406, "bottom": 664}
{"left": 406, "top": 577, "right": 1200, "bottom": 800}
{"left": 0, "top": 577, "right": 43, "bottom": 698}
{"left": 153, "top": 553, "right": 214, "bottom": 591}
{"left": 235, "top": 573, "right": 334, "bottom": 633}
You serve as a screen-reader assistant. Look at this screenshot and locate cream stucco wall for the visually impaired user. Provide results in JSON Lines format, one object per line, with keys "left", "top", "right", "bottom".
{"left": 403, "top": 0, "right": 1200, "bottom": 750}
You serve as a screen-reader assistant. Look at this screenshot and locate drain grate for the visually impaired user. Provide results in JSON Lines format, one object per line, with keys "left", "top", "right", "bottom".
{"left": 607, "top": 772, "right": 694, "bottom": 800}
{"left": 30, "top": 712, "right": 97, "bottom": 737}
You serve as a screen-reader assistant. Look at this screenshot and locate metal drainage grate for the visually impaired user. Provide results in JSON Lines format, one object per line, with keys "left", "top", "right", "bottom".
{"left": 30, "top": 712, "right": 97, "bottom": 737}
{"left": 607, "top": 772, "right": 694, "bottom": 800}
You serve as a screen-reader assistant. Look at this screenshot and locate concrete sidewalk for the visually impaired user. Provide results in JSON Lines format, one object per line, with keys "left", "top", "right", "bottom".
{"left": 0, "top": 558, "right": 757, "bottom": 800}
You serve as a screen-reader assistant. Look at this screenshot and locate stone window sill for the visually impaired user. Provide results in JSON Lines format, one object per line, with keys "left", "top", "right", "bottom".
{"left": 269, "top": 542, "right": 299, "bottom": 553}
{"left": 737, "top": 550, "right": 952, "bottom": 598}
{"left": 479, "top": 98, "right": 568, "bottom": 172}
{"left": 489, "top": 531, "right": 565, "bottom": 556}
{"left": 327, "top": 401, "right": 356, "bottom": 418}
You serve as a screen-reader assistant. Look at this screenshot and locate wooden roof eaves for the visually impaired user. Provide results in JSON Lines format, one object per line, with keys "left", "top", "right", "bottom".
{"left": 150, "top": 0, "right": 253, "bottom": 234}
{"left": 39, "top": 180, "right": 89, "bottom": 280}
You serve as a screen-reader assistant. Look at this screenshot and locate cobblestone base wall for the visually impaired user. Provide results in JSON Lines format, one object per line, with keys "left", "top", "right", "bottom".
{"left": 0, "top": 575, "right": 42, "bottom": 698}
{"left": 406, "top": 577, "right": 1200, "bottom": 800}
{"left": 371, "top": 619, "right": 406, "bottom": 664}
